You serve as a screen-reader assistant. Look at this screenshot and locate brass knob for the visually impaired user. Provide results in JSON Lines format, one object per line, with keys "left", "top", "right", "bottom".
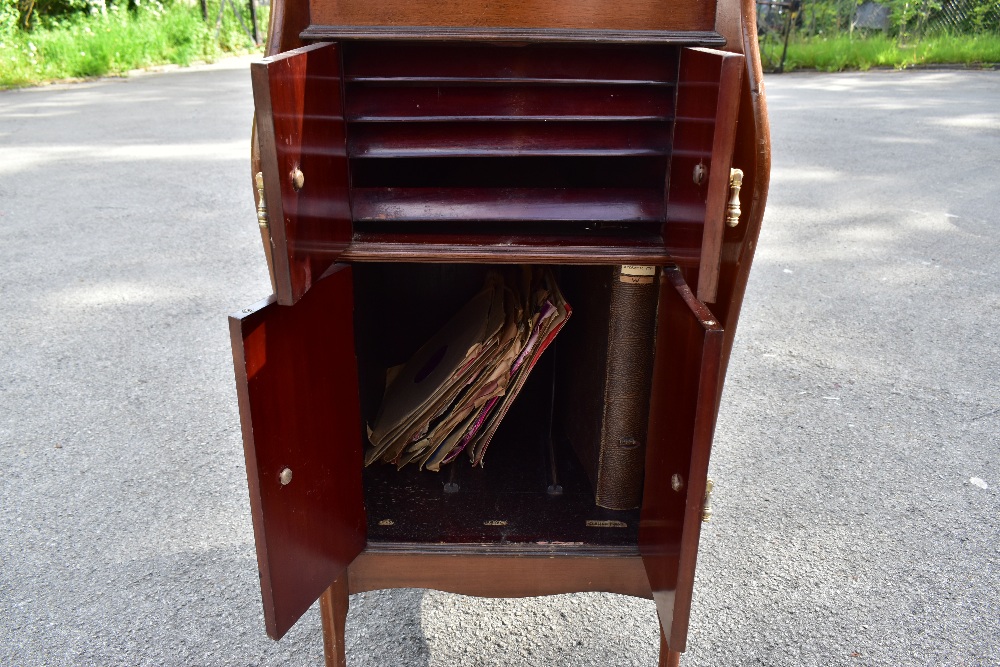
{"left": 290, "top": 167, "right": 305, "bottom": 192}
{"left": 692, "top": 162, "right": 707, "bottom": 186}
{"left": 671, "top": 473, "right": 685, "bottom": 493}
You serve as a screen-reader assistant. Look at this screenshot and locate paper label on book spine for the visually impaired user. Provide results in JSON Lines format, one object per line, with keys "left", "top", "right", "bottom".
{"left": 619, "top": 265, "right": 656, "bottom": 285}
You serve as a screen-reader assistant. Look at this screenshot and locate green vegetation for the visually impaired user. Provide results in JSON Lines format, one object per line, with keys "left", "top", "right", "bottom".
{"left": 0, "top": 1, "right": 265, "bottom": 88}
{"left": 783, "top": 32, "right": 1000, "bottom": 71}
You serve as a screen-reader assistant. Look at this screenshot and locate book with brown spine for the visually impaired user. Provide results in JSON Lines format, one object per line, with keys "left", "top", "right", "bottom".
{"left": 558, "top": 265, "right": 659, "bottom": 510}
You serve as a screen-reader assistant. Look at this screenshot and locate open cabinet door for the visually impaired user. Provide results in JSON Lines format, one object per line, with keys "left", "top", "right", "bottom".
{"left": 639, "top": 265, "right": 724, "bottom": 653}
{"left": 230, "top": 264, "right": 365, "bottom": 639}
{"left": 668, "top": 47, "right": 744, "bottom": 304}
{"left": 252, "top": 42, "right": 351, "bottom": 306}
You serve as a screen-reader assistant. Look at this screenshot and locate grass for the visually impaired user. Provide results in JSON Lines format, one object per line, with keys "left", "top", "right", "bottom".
{"left": 779, "top": 32, "right": 1000, "bottom": 72}
{"left": 0, "top": 2, "right": 265, "bottom": 88}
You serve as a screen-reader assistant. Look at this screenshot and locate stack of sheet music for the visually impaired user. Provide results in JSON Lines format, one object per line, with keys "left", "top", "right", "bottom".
{"left": 365, "top": 267, "right": 571, "bottom": 471}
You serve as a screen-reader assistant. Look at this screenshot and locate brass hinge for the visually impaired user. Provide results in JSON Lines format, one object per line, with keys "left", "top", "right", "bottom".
{"left": 255, "top": 172, "right": 268, "bottom": 230}
{"left": 702, "top": 478, "right": 715, "bottom": 523}
{"left": 726, "top": 169, "right": 744, "bottom": 227}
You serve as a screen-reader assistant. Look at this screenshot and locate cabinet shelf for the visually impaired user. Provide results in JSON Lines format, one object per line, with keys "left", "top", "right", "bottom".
{"left": 348, "top": 121, "right": 671, "bottom": 158}
{"left": 345, "top": 84, "right": 674, "bottom": 122}
{"left": 342, "top": 234, "right": 697, "bottom": 266}
{"left": 352, "top": 187, "right": 664, "bottom": 223}
{"left": 345, "top": 76, "right": 675, "bottom": 86}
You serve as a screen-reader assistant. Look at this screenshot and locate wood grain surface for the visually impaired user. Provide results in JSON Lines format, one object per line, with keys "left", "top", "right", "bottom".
{"left": 252, "top": 42, "right": 350, "bottom": 306}
{"left": 639, "top": 266, "right": 724, "bottom": 653}
{"left": 229, "top": 265, "right": 366, "bottom": 640}
{"left": 310, "top": 0, "right": 717, "bottom": 33}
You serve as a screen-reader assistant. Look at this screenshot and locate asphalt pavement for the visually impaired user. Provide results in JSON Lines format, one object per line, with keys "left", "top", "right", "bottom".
{"left": 0, "top": 60, "right": 997, "bottom": 666}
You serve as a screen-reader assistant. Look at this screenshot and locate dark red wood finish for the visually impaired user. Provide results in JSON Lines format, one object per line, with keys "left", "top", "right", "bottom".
{"left": 320, "top": 575, "right": 350, "bottom": 667}
{"left": 348, "top": 550, "right": 654, "bottom": 599}
{"left": 340, "top": 234, "right": 697, "bottom": 266}
{"left": 309, "top": 0, "right": 717, "bottom": 34}
{"left": 229, "top": 264, "right": 366, "bottom": 639}
{"left": 252, "top": 42, "right": 351, "bottom": 306}
{"left": 639, "top": 265, "right": 724, "bottom": 653}
{"left": 348, "top": 121, "right": 671, "bottom": 158}
{"left": 235, "top": 0, "right": 773, "bottom": 663}
{"left": 664, "top": 48, "right": 744, "bottom": 304}
{"left": 692, "top": 49, "right": 744, "bottom": 303}
{"left": 338, "top": 41, "right": 681, "bottom": 261}
{"left": 342, "top": 42, "right": 679, "bottom": 82}
{"left": 345, "top": 83, "right": 673, "bottom": 122}
{"left": 352, "top": 187, "right": 664, "bottom": 223}
{"left": 246, "top": 0, "right": 309, "bottom": 291}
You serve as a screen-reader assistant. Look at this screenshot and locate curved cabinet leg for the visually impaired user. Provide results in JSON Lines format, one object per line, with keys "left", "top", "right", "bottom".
{"left": 659, "top": 625, "right": 682, "bottom": 667}
{"left": 320, "top": 574, "right": 350, "bottom": 667}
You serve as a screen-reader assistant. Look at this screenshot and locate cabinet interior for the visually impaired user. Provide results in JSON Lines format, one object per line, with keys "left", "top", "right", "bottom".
{"left": 353, "top": 262, "right": 646, "bottom": 550}
{"left": 345, "top": 42, "right": 674, "bottom": 245}
{"left": 334, "top": 41, "right": 728, "bottom": 266}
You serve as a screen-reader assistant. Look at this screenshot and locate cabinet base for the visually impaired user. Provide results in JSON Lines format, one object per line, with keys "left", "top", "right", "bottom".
{"left": 317, "top": 549, "right": 682, "bottom": 666}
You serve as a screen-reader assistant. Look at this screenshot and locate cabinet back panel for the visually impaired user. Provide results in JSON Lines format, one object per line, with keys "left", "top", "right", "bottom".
{"left": 343, "top": 42, "right": 679, "bottom": 83}
{"left": 345, "top": 84, "right": 674, "bottom": 122}
{"left": 350, "top": 156, "right": 667, "bottom": 189}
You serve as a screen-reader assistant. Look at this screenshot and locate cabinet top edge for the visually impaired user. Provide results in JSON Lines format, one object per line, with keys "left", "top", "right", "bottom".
{"left": 300, "top": 25, "right": 727, "bottom": 46}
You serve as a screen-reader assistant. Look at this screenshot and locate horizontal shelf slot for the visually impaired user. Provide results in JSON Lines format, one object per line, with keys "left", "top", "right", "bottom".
{"left": 352, "top": 188, "right": 664, "bottom": 223}
{"left": 345, "top": 77, "right": 675, "bottom": 86}
{"left": 673, "top": 116, "right": 717, "bottom": 124}
{"left": 343, "top": 42, "right": 679, "bottom": 85}
{"left": 352, "top": 220, "right": 663, "bottom": 239}
{"left": 344, "top": 235, "right": 696, "bottom": 266}
{"left": 349, "top": 156, "right": 668, "bottom": 189}
{"left": 348, "top": 115, "right": 671, "bottom": 123}
{"left": 345, "top": 84, "right": 674, "bottom": 122}
{"left": 348, "top": 121, "right": 671, "bottom": 158}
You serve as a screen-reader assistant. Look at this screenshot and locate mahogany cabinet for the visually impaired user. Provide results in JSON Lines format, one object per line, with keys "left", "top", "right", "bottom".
{"left": 230, "top": 0, "right": 771, "bottom": 664}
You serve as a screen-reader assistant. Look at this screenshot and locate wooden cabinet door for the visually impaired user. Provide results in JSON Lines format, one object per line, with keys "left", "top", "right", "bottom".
{"left": 252, "top": 42, "right": 351, "bottom": 306}
{"left": 668, "top": 47, "right": 745, "bottom": 304}
{"left": 639, "top": 265, "right": 724, "bottom": 652}
{"left": 230, "top": 264, "right": 365, "bottom": 639}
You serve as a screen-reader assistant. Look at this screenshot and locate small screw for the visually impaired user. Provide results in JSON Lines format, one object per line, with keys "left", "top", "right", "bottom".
{"left": 279, "top": 468, "right": 293, "bottom": 486}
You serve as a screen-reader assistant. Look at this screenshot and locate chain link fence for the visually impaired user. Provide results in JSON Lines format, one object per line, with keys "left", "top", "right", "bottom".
{"left": 757, "top": 0, "right": 1000, "bottom": 71}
